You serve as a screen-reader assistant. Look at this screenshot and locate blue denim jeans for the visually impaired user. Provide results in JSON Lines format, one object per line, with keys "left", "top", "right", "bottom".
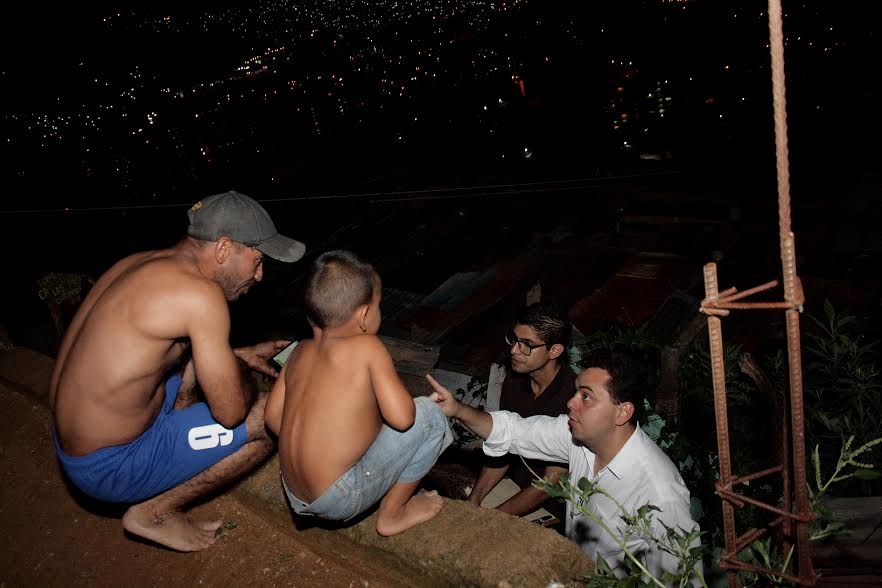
{"left": 282, "top": 396, "right": 452, "bottom": 521}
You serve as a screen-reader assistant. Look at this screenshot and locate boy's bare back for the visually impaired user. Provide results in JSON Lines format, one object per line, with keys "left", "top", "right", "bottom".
{"left": 266, "top": 251, "right": 448, "bottom": 535}
{"left": 274, "top": 331, "right": 415, "bottom": 503}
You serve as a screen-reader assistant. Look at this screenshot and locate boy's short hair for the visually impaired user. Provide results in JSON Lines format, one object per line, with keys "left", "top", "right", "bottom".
{"left": 305, "top": 250, "right": 377, "bottom": 329}
{"left": 582, "top": 349, "right": 646, "bottom": 425}
{"left": 515, "top": 302, "right": 572, "bottom": 350}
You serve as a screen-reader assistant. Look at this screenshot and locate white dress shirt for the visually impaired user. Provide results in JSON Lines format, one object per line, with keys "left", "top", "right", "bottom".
{"left": 484, "top": 411, "right": 699, "bottom": 580}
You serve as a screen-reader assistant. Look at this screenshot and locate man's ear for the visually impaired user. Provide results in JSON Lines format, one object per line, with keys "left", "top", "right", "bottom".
{"left": 215, "top": 237, "right": 235, "bottom": 264}
{"left": 615, "top": 401, "right": 635, "bottom": 426}
{"left": 548, "top": 343, "right": 566, "bottom": 360}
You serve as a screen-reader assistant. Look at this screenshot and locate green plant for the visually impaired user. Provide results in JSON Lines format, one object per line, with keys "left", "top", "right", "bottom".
{"left": 805, "top": 301, "right": 882, "bottom": 444}
{"left": 737, "top": 537, "right": 794, "bottom": 587}
{"left": 556, "top": 305, "right": 880, "bottom": 585}
{"left": 809, "top": 435, "right": 882, "bottom": 540}
{"left": 535, "top": 473, "right": 708, "bottom": 588}
{"left": 677, "top": 335, "right": 776, "bottom": 576}
{"left": 804, "top": 300, "right": 882, "bottom": 496}
{"left": 533, "top": 436, "right": 880, "bottom": 587}
{"left": 736, "top": 434, "right": 882, "bottom": 586}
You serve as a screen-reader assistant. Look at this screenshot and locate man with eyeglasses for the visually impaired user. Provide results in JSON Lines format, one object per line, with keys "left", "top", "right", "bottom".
{"left": 466, "top": 302, "right": 576, "bottom": 519}
{"left": 49, "top": 191, "right": 305, "bottom": 553}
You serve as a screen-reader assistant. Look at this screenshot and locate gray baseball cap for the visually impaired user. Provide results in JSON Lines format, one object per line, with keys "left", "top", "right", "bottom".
{"left": 187, "top": 191, "right": 306, "bottom": 262}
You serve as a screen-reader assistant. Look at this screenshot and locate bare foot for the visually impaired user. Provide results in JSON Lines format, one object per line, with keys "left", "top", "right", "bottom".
{"left": 376, "top": 490, "right": 444, "bottom": 536}
{"left": 122, "top": 502, "right": 222, "bottom": 552}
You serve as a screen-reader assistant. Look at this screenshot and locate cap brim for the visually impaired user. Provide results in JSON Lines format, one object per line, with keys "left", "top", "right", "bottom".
{"left": 256, "top": 234, "right": 306, "bottom": 263}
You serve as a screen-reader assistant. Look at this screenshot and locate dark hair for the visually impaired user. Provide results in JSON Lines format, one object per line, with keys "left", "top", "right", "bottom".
{"left": 515, "top": 302, "right": 572, "bottom": 355}
{"left": 582, "top": 349, "right": 645, "bottom": 425}
{"left": 305, "top": 250, "right": 377, "bottom": 328}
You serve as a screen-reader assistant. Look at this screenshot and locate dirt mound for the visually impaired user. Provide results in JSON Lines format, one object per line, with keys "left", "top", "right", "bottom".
{"left": 0, "top": 382, "right": 421, "bottom": 587}
{"left": 1, "top": 348, "right": 595, "bottom": 587}
{"left": 240, "top": 454, "right": 593, "bottom": 587}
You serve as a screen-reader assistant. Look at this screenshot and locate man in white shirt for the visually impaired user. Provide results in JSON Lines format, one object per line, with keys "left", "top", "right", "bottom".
{"left": 427, "top": 350, "right": 701, "bottom": 581}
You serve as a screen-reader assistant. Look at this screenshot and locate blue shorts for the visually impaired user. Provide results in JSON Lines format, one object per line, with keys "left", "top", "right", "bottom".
{"left": 282, "top": 396, "right": 452, "bottom": 521}
{"left": 53, "top": 374, "right": 248, "bottom": 504}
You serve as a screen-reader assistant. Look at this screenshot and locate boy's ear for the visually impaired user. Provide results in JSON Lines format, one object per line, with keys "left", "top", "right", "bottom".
{"left": 356, "top": 304, "right": 370, "bottom": 333}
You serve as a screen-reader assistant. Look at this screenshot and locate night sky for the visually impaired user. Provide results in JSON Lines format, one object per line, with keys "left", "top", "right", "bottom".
{"left": 2, "top": 1, "right": 878, "bottom": 212}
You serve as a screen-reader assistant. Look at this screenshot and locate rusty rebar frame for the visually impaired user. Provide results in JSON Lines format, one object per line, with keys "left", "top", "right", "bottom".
{"left": 698, "top": 0, "right": 816, "bottom": 585}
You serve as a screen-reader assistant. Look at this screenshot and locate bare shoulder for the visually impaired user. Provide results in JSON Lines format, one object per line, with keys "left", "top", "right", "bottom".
{"left": 157, "top": 270, "right": 227, "bottom": 330}
{"left": 117, "top": 252, "right": 227, "bottom": 338}
{"left": 85, "top": 249, "right": 160, "bottom": 296}
{"left": 354, "top": 335, "right": 393, "bottom": 362}
{"left": 132, "top": 253, "right": 221, "bottom": 302}
{"left": 286, "top": 339, "right": 316, "bottom": 367}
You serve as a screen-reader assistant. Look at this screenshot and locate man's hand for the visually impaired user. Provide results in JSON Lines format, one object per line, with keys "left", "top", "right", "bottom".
{"left": 427, "top": 373, "right": 493, "bottom": 439}
{"left": 426, "top": 374, "right": 461, "bottom": 419}
{"left": 234, "top": 340, "right": 291, "bottom": 378}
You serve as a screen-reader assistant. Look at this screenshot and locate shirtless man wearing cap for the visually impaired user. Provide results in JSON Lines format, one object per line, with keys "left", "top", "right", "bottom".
{"left": 49, "top": 190, "right": 306, "bottom": 552}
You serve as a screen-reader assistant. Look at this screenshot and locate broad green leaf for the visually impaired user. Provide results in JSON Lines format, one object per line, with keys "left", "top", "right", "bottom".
{"left": 852, "top": 468, "right": 881, "bottom": 480}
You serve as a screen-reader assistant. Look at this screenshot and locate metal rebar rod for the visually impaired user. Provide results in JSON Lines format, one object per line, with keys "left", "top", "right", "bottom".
{"left": 717, "top": 280, "right": 780, "bottom": 303}
{"left": 783, "top": 240, "right": 815, "bottom": 582}
{"left": 731, "top": 465, "right": 784, "bottom": 485}
{"left": 711, "top": 301, "right": 798, "bottom": 310}
{"left": 703, "top": 263, "right": 738, "bottom": 588}
{"left": 721, "top": 558, "right": 814, "bottom": 586}
{"left": 768, "top": 0, "right": 815, "bottom": 570}
{"left": 716, "top": 487, "right": 813, "bottom": 522}
{"left": 734, "top": 525, "right": 771, "bottom": 552}
{"left": 782, "top": 354, "right": 794, "bottom": 569}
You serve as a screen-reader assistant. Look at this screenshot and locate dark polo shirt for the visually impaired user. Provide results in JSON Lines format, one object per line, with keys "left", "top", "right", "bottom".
{"left": 497, "top": 363, "right": 577, "bottom": 488}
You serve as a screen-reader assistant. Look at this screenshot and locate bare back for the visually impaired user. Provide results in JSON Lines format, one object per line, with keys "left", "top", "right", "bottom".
{"left": 272, "top": 334, "right": 414, "bottom": 503}
{"left": 50, "top": 246, "right": 233, "bottom": 456}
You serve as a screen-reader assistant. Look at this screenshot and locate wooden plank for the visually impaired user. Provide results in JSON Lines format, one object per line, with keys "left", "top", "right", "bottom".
{"left": 813, "top": 496, "right": 882, "bottom": 570}
{"left": 380, "top": 335, "right": 440, "bottom": 376}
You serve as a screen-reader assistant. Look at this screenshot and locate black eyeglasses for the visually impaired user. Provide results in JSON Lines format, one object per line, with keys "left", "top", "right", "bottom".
{"left": 505, "top": 332, "right": 548, "bottom": 356}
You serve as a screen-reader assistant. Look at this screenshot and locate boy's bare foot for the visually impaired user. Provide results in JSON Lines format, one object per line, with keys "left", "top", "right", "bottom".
{"left": 376, "top": 489, "right": 444, "bottom": 536}
{"left": 122, "top": 502, "right": 222, "bottom": 552}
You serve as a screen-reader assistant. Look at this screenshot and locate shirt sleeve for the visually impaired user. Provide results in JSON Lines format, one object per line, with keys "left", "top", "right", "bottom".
{"left": 483, "top": 411, "right": 571, "bottom": 464}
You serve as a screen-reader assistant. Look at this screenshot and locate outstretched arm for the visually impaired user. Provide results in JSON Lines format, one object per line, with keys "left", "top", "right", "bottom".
{"left": 426, "top": 374, "right": 493, "bottom": 439}
{"left": 495, "top": 464, "right": 567, "bottom": 516}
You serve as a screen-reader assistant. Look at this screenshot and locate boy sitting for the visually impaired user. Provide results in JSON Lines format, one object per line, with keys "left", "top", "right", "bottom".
{"left": 266, "top": 250, "right": 452, "bottom": 535}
